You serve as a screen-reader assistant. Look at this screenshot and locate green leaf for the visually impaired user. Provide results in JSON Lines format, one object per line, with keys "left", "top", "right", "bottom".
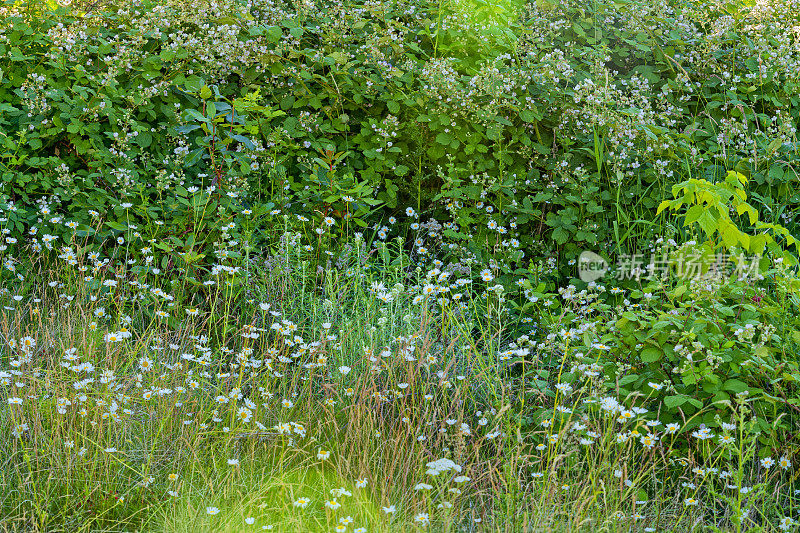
{"left": 686, "top": 398, "right": 703, "bottom": 409}
{"left": 185, "top": 148, "right": 205, "bottom": 167}
{"left": 264, "top": 26, "right": 282, "bottom": 42}
{"left": 551, "top": 227, "right": 570, "bottom": 245}
{"left": 684, "top": 204, "right": 704, "bottom": 225}
{"left": 106, "top": 221, "right": 127, "bottom": 231}
{"left": 435, "top": 132, "right": 452, "bottom": 145}
{"left": 519, "top": 109, "right": 539, "bottom": 122}
{"left": 664, "top": 395, "right": 688, "bottom": 409}
{"left": 640, "top": 347, "right": 662, "bottom": 363}
{"left": 135, "top": 132, "right": 152, "bottom": 148}
{"left": 696, "top": 209, "right": 718, "bottom": 236}
{"left": 185, "top": 109, "right": 208, "bottom": 122}
{"left": 722, "top": 379, "right": 748, "bottom": 393}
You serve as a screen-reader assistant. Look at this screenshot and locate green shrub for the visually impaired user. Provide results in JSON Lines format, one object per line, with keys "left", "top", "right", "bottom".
{"left": 1, "top": 0, "right": 799, "bottom": 279}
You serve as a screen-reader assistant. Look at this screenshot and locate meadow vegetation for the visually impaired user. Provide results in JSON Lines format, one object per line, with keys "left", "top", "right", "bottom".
{"left": 1, "top": 0, "right": 800, "bottom": 530}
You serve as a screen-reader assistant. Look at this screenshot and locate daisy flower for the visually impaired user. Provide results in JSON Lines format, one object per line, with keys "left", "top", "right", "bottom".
{"left": 293, "top": 497, "right": 310, "bottom": 508}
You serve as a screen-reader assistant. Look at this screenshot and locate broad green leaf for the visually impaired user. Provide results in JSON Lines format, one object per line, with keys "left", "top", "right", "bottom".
{"left": 664, "top": 395, "right": 687, "bottom": 409}
{"left": 640, "top": 347, "right": 662, "bottom": 363}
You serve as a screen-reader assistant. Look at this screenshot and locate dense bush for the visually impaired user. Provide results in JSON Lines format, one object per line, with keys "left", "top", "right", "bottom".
{"left": 1, "top": 0, "right": 799, "bottom": 278}
{"left": 525, "top": 258, "right": 800, "bottom": 455}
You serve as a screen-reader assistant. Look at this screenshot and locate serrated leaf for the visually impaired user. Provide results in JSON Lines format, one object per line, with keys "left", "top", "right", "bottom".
{"left": 435, "top": 132, "right": 452, "bottom": 145}
{"left": 696, "top": 209, "right": 718, "bottom": 236}
{"left": 722, "top": 379, "right": 748, "bottom": 393}
{"left": 641, "top": 347, "right": 662, "bottom": 362}
{"left": 664, "top": 395, "right": 687, "bottom": 409}
{"left": 552, "top": 227, "right": 570, "bottom": 245}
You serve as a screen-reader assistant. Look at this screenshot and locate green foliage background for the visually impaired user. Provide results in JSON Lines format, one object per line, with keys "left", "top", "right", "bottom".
{"left": 1, "top": 0, "right": 798, "bottom": 273}
{"left": 1, "top": 0, "right": 800, "bottom": 454}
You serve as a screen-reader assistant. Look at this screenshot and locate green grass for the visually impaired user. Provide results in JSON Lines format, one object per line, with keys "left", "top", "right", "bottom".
{"left": 0, "top": 229, "right": 797, "bottom": 532}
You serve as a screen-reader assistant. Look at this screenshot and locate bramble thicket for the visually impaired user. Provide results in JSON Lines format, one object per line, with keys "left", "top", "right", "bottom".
{"left": 1, "top": 0, "right": 800, "bottom": 531}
